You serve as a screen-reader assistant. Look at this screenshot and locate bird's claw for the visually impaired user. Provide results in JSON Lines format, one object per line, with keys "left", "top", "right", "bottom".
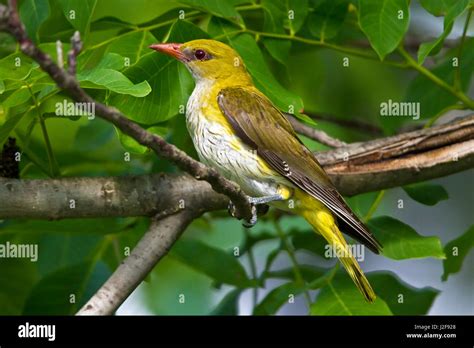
{"left": 242, "top": 204, "right": 258, "bottom": 228}
{"left": 227, "top": 200, "right": 261, "bottom": 228}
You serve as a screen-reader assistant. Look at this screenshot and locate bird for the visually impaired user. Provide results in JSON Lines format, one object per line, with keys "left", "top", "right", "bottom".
{"left": 149, "top": 39, "right": 382, "bottom": 302}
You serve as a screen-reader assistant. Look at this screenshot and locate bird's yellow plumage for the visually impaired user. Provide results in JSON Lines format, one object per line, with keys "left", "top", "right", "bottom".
{"left": 150, "top": 39, "right": 381, "bottom": 302}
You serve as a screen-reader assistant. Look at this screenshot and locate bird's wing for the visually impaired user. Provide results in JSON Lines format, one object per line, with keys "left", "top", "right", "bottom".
{"left": 217, "top": 87, "right": 382, "bottom": 254}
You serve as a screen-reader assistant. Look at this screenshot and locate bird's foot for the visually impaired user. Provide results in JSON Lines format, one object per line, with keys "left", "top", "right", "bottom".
{"left": 228, "top": 195, "right": 279, "bottom": 228}
{"left": 227, "top": 200, "right": 258, "bottom": 228}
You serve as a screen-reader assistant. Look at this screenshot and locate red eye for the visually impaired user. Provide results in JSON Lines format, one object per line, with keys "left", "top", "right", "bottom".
{"left": 194, "top": 49, "right": 206, "bottom": 60}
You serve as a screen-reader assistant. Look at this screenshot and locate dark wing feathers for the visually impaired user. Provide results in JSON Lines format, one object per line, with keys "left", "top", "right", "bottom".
{"left": 217, "top": 87, "right": 382, "bottom": 254}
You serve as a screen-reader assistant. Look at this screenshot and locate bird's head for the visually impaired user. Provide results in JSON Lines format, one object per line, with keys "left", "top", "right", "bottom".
{"left": 149, "top": 39, "right": 251, "bottom": 84}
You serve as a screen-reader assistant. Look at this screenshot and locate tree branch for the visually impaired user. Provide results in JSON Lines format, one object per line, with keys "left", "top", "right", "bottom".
{"left": 70, "top": 114, "right": 473, "bottom": 315}
{"left": 0, "top": 0, "right": 253, "bottom": 222}
{"left": 77, "top": 210, "right": 198, "bottom": 315}
{"left": 1, "top": 115, "right": 472, "bottom": 220}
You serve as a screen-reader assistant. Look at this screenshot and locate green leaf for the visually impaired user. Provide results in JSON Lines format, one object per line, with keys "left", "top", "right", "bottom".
{"left": 419, "top": 0, "right": 465, "bottom": 17}
{"left": 170, "top": 239, "right": 253, "bottom": 287}
{"left": 208, "top": 18, "right": 303, "bottom": 114}
{"left": 403, "top": 182, "right": 449, "bottom": 206}
{"left": 310, "top": 272, "right": 392, "bottom": 315}
{"left": 261, "top": 1, "right": 292, "bottom": 65}
{"left": 292, "top": 230, "right": 328, "bottom": 258}
{"left": 368, "top": 216, "right": 445, "bottom": 260}
{"left": 58, "top": 0, "right": 97, "bottom": 36}
{"left": 210, "top": 289, "right": 241, "bottom": 315}
{"left": 358, "top": 0, "right": 410, "bottom": 60}
{"left": 265, "top": 264, "right": 327, "bottom": 283}
{"left": 308, "top": 0, "right": 349, "bottom": 40}
{"left": 369, "top": 272, "right": 439, "bottom": 315}
{"left": 0, "top": 112, "right": 30, "bottom": 146}
{"left": 238, "top": 228, "right": 279, "bottom": 255}
{"left": 442, "top": 226, "right": 474, "bottom": 281}
{"left": 254, "top": 282, "right": 303, "bottom": 315}
{"left": 91, "top": 0, "right": 180, "bottom": 25}
{"left": 77, "top": 53, "right": 151, "bottom": 97}
{"left": 23, "top": 261, "right": 111, "bottom": 315}
{"left": 109, "top": 20, "right": 207, "bottom": 124}
{"left": 19, "top": 0, "right": 50, "bottom": 43}
{"left": 0, "top": 218, "right": 134, "bottom": 236}
{"left": 115, "top": 125, "right": 168, "bottom": 154}
{"left": 287, "top": 0, "right": 310, "bottom": 33}
{"left": 35, "top": 233, "right": 104, "bottom": 276}
{"left": 178, "top": 0, "right": 240, "bottom": 18}
{"left": 262, "top": 245, "right": 282, "bottom": 277}
{"left": 1, "top": 88, "right": 31, "bottom": 109}
{"left": 417, "top": 0, "right": 469, "bottom": 64}
{"left": 0, "top": 80, "right": 5, "bottom": 94}
{"left": 406, "top": 38, "right": 474, "bottom": 119}
{"left": 231, "top": 36, "right": 303, "bottom": 113}
{"left": 105, "top": 31, "right": 158, "bottom": 66}
{"left": 0, "top": 53, "right": 37, "bottom": 81}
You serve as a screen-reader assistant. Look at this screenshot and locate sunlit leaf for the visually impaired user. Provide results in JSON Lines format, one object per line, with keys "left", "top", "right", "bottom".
{"left": 77, "top": 53, "right": 151, "bottom": 97}
{"left": 91, "top": 0, "right": 179, "bottom": 25}
{"left": 178, "top": 0, "right": 240, "bottom": 18}
{"left": 58, "top": 0, "right": 97, "bottom": 36}
{"left": 358, "top": 0, "right": 410, "bottom": 60}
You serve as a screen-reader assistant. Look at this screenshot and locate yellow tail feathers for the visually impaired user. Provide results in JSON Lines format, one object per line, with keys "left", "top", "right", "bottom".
{"left": 301, "top": 208, "right": 376, "bottom": 303}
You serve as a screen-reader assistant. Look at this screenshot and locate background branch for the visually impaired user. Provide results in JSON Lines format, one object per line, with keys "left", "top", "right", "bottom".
{"left": 286, "top": 114, "right": 348, "bottom": 147}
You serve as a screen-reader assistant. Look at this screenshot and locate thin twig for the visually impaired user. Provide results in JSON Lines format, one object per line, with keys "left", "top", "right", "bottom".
{"left": 286, "top": 114, "right": 347, "bottom": 147}
{"left": 303, "top": 111, "right": 383, "bottom": 136}
{"left": 68, "top": 31, "right": 82, "bottom": 75}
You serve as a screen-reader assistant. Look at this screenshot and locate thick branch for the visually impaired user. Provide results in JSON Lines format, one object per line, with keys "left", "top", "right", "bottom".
{"left": 1, "top": 115, "right": 473, "bottom": 219}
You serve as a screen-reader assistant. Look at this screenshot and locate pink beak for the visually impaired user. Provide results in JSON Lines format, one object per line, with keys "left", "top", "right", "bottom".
{"left": 149, "top": 43, "right": 185, "bottom": 61}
